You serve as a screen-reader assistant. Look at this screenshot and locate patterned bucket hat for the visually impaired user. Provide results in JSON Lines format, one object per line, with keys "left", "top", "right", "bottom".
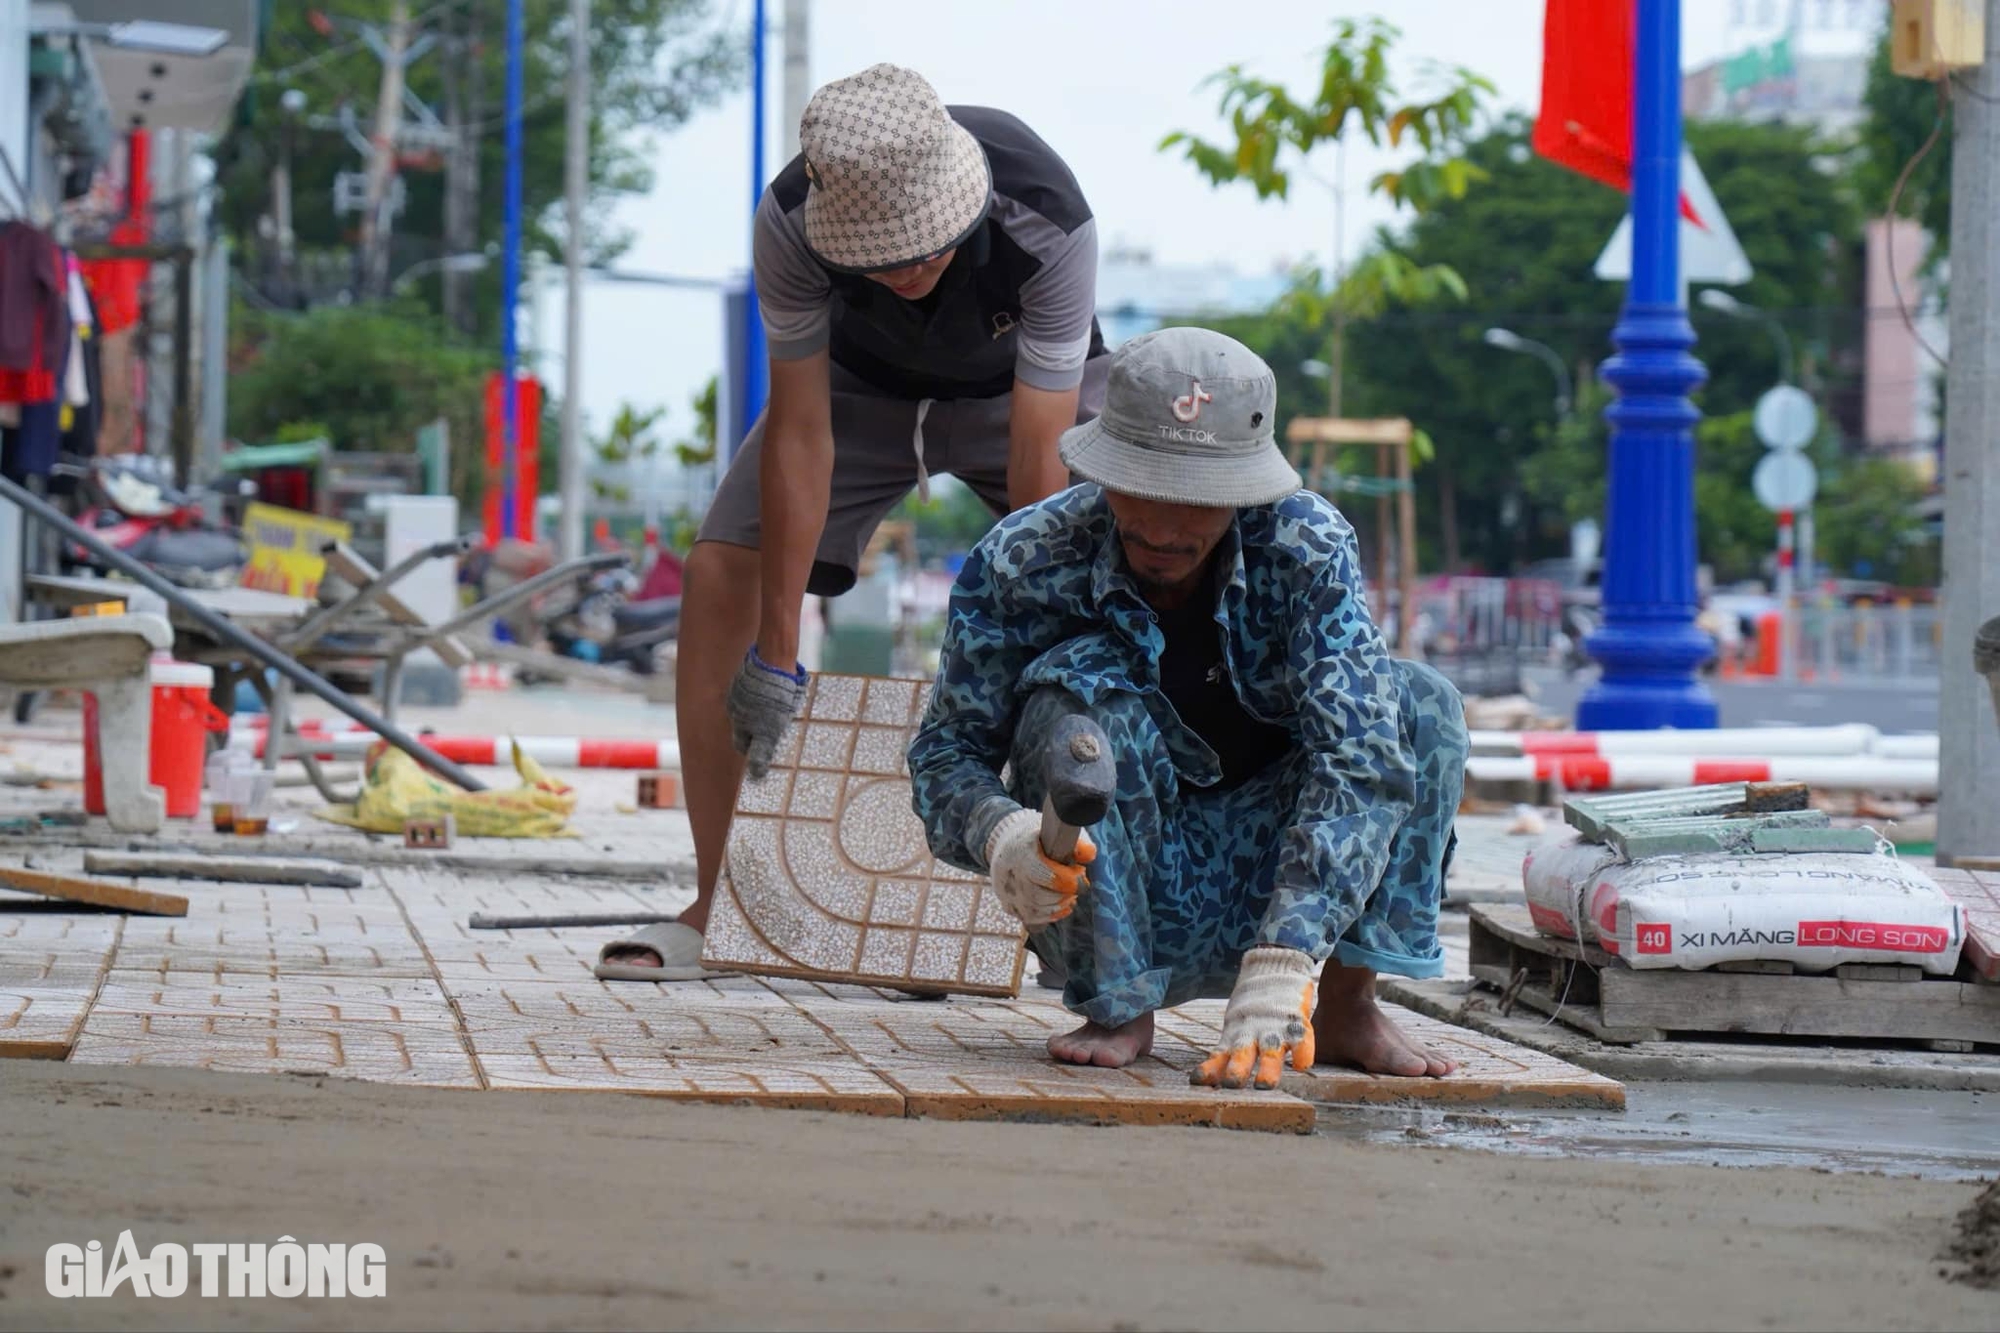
{"left": 1059, "top": 327, "right": 1301, "bottom": 508}
{"left": 798, "top": 64, "right": 993, "bottom": 274}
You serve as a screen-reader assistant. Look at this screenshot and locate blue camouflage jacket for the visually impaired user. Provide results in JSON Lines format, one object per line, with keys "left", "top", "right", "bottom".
{"left": 908, "top": 483, "right": 1418, "bottom": 955}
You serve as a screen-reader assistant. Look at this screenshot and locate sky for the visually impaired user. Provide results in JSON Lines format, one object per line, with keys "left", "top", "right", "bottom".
{"left": 527, "top": 0, "right": 1885, "bottom": 453}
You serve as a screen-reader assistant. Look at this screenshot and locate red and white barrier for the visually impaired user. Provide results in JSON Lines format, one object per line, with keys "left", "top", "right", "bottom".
{"left": 1470, "top": 724, "right": 1883, "bottom": 758}
{"left": 230, "top": 729, "right": 680, "bottom": 771}
{"left": 1467, "top": 754, "right": 1938, "bottom": 795}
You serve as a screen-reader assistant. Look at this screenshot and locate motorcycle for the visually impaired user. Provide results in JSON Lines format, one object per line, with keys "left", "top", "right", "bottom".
{"left": 537, "top": 564, "right": 680, "bottom": 675}
{"left": 57, "top": 456, "right": 250, "bottom": 590}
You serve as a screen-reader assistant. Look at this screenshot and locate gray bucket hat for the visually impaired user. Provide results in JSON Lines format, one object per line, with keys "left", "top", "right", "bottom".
{"left": 798, "top": 64, "right": 992, "bottom": 274}
{"left": 1059, "top": 327, "right": 1301, "bottom": 507}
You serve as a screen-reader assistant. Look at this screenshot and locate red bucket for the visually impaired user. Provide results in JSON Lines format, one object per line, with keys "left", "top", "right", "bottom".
{"left": 84, "top": 657, "right": 231, "bottom": 820}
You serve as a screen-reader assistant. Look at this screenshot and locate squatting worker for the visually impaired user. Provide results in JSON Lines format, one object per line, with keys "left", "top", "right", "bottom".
{"left": 596, "top": 64, "right": 1107, "bottom": 979}
{"left": 908, "top": 328, "right": 1469, "bottom": 1087}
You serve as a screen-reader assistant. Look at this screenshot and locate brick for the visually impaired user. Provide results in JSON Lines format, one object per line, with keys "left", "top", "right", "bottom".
{"left": 0, "top": 987, "right": 94, "bottom": 1059}
{"left": 403, "top": 815, "right": 456, "bottom": 849}
{"left": 635, "top": 771, "right": 682, "bottom": 809}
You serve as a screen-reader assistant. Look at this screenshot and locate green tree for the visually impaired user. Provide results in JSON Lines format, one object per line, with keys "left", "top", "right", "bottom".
{"left": 217, "top": 0, "right": 740, "bottom": 335}
{"left": 1857, "top": 19, "right": 1952, "bottom": 261}
{"left": 1342, "top": 113, "right": 1859, "bottom": 573}
{"left": 228, "top": 300, "right": 494, "bottom": 511}
{"left": 1161, "top": 17, "right": 1493, "bottom": 412}
{"left": 1815, "top": 456, "right": 1939, "bottom": 586}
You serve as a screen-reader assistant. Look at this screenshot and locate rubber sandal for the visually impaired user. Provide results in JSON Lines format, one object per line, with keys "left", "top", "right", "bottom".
{"left": 593, "top": 921, "right": 716, "bottom": 982}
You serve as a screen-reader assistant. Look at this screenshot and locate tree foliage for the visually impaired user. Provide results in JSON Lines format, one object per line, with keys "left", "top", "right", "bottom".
{"left": 1335, "top": 113, "right": 1859, "bottom": 573}
{"left": 216, "top": 0, "right": 741, "bottom": 335}
{"left": 1856, "top": 19, "right": 1952, "bottom": 259}
{"left": 227, "top": 299, "right": 494, "bottom": 506}
{"left": 1161, "top": 16, "right": 1493, "bottom": 348}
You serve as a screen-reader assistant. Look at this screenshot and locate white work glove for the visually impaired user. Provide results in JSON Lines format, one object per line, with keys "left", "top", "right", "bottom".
{"left": 982, "top": 807, "right": 1096, "bottom": 928}
{"left": 1192, "top": 946, "right": 1317, "bottom": 1091}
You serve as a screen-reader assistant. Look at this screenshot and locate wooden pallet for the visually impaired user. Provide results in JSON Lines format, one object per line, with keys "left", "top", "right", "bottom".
{"left": 1469, "top": 903, "right": 2000, "bottom": 1050}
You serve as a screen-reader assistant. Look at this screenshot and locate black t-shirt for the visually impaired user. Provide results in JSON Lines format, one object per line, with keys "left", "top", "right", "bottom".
{"left": 1154, "top": 586, "right": 1294, "bottom": 791}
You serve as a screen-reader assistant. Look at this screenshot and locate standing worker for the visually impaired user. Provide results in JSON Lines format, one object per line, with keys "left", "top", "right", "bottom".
{"left": 598, "top": 64, "right": 1107, "bottom": 980}
{"left": 910, "top": 328, "right": 1467, "bottom": 1086}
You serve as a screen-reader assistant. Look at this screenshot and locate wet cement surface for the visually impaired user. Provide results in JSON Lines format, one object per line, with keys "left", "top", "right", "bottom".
{"left": 1319, "top": 1080, "right": 2000, "bottom": 1181}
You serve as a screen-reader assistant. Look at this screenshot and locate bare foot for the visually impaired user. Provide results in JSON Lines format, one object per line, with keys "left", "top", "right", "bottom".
{"left": 1312, "top": 962, "right": 1458, "bottom": 1078}
{"left": 1047, "top": 1012, "right": 1155, "bottom": 1069}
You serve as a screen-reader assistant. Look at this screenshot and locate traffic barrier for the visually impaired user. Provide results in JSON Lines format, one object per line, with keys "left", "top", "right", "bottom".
{"left": 1468, "top": 724, "right": 1883, "bottom": 758}
{"left": 230, "top": 730, "right": 681, "bottom": 770}
{"left": 1467, "top": 754, "right": 1938, "bottom": 794}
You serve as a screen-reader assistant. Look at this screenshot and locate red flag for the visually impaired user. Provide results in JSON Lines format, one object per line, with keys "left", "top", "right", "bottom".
{"left": 1534, "top": 0, "right": 1704, "bottom": 228}
{"left": 1533, "top": 0, "right": 1635, "bottom": 192}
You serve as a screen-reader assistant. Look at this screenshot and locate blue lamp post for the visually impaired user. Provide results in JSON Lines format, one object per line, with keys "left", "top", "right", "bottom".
{"left": 1575, "top": 0, "right": 1718, "bottom": 730}
{"left": 743, "top": 0, "right": 769, "bottom": 429}
{"left": 499, "top": 0, "right": 525, "bottom": 540}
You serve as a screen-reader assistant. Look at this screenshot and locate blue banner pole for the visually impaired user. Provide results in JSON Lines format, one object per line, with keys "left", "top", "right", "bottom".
{"left": 744, "top": 0, "right": 769, "bottom": 430}
{"left": 1576, "top": 0, "right": 1718, "bottom": 729}
{"left": 500, "top": 0, "right": 526, "bottom": 540}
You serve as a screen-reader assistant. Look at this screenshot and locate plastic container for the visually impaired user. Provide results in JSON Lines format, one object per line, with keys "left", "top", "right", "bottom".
{"left": 84, "top": 657, "right": 231, "bottom": 820}
{"left": 226, "top": 768, "right": 276, "bottom": 836}
{"left": 206, "top": 748, "right": 251, "bottom": 832}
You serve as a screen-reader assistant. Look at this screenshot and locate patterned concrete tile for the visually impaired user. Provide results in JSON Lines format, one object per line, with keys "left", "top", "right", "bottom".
{"left": 423, "top": 943, "right": 602, "bottom": 985}
{"left": 1930, "top": 867, "right": 2000, "bottom": 983}
{"left": 0, "top": 914, "right": 122, "bottom": 950}
{"left": 90, "top": 974, "right": 460, "bottom": 1025}
{"left": 704, "top": 673, "right": 1026, "bottom": 997}
{"left": 452, "top": 981, "right": 850, "bottom": 1059}
{"left": 108, "top": 942, "right": 437, "bottom": 979}
{"left": 784, "top": 991, "right": 1311, "bottom": 1132}
{"left": 68, "top": 1014, "right": 479, "bottom": 1087}
{"left": 477, "top": 1050, "right": 904, "bottom": 1114}
{"left": 0, "top": 987, "right": 95, "bottom": 1059}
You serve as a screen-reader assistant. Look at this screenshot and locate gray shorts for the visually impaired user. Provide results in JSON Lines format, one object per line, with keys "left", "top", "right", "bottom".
{"left": 696, "top": 357, "right": 1110, "bottom": 597}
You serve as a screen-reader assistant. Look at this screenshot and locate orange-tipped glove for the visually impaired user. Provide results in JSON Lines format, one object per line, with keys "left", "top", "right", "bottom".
{"left": 1192, "top": 946, "right": 1317, "bottom": 1090}
{"left": 983, "top": 807, "right": 1095, "bottom": 927}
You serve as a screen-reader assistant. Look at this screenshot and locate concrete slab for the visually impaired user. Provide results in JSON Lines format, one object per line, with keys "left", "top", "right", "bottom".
{"left": 703, "top": 675, "right": 1027, "bottom": 997}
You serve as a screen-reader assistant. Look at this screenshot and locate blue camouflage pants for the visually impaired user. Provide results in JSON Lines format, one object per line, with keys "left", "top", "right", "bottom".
{"left": 1006, "top": 660, "right": 1466, "bottom": 1028}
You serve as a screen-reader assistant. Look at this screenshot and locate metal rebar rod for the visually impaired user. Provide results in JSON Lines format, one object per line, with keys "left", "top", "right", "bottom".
{"left": 0, "top": 474, "right": 488, "bottom": 792}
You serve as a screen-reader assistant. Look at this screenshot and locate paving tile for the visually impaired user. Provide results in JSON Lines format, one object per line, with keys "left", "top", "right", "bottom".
{"left": 703, "top": 673, "right": 1026, "bottom": 998}
{"left": 68, "top": 1014, "right": 479, "bottom": 1087}
{"left": 0, "top": 915, "right": 122, "bottom": 949}
{"left": 452, "top": 981, "right": 850, "bottom": 1059}
{"left": 90, "top": 974, "right": 460, "bottom": 1025}
{"left": 477, "top": 1050, "right": 904, "bottom": 1114}
{"left": 109, "top": 942, "right": 437, "bottom": 979}
{"left": 1931, "top": 867, "right": 2000, "bottom": 983}
{"left": 1148, "top": 999, "right": 1626, "bottom": 1110}
{"left": 781, "top": 990, "right": 1310, "bottom": 1132}
{"left": 0, "top": 987, "right": 95, "bottom": 1059}
{"left": 424, "top": 943, "right": 602, "bottom": 985}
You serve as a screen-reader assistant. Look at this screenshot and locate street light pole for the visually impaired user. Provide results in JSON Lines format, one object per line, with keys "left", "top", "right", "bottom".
{"left": 1697, "top": 288, "right": 1793, "bottom": 384}
{"left": 1482, "top": 327, "right": 1573, "bottom": 417}
{"left": 1575, "top": 0, "right": 1718, "bottom": 730}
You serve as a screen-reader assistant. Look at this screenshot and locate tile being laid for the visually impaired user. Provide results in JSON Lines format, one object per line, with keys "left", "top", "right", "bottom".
{"left": 703, "top": 674, "right": 1027, "bottom": 998}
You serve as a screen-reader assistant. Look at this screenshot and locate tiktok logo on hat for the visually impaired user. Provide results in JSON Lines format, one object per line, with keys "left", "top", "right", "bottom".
{"left": 1171, "top": 380, "right": 1212, "bottom": 423}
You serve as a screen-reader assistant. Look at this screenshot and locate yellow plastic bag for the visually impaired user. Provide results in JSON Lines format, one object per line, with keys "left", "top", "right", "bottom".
{"left": 317, "top": 739, "right": 577, "bottom": 838}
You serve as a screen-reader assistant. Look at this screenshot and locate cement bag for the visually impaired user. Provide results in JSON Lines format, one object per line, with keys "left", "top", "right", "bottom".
{"left": 1589, "top": 853, "right": 1964, "bottom": 975}
{"left": 317, "top": 739, "right": 577, "bottom": 838}
{"left": 1522, "top": 829, "right": 1622, "bottom": 941}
